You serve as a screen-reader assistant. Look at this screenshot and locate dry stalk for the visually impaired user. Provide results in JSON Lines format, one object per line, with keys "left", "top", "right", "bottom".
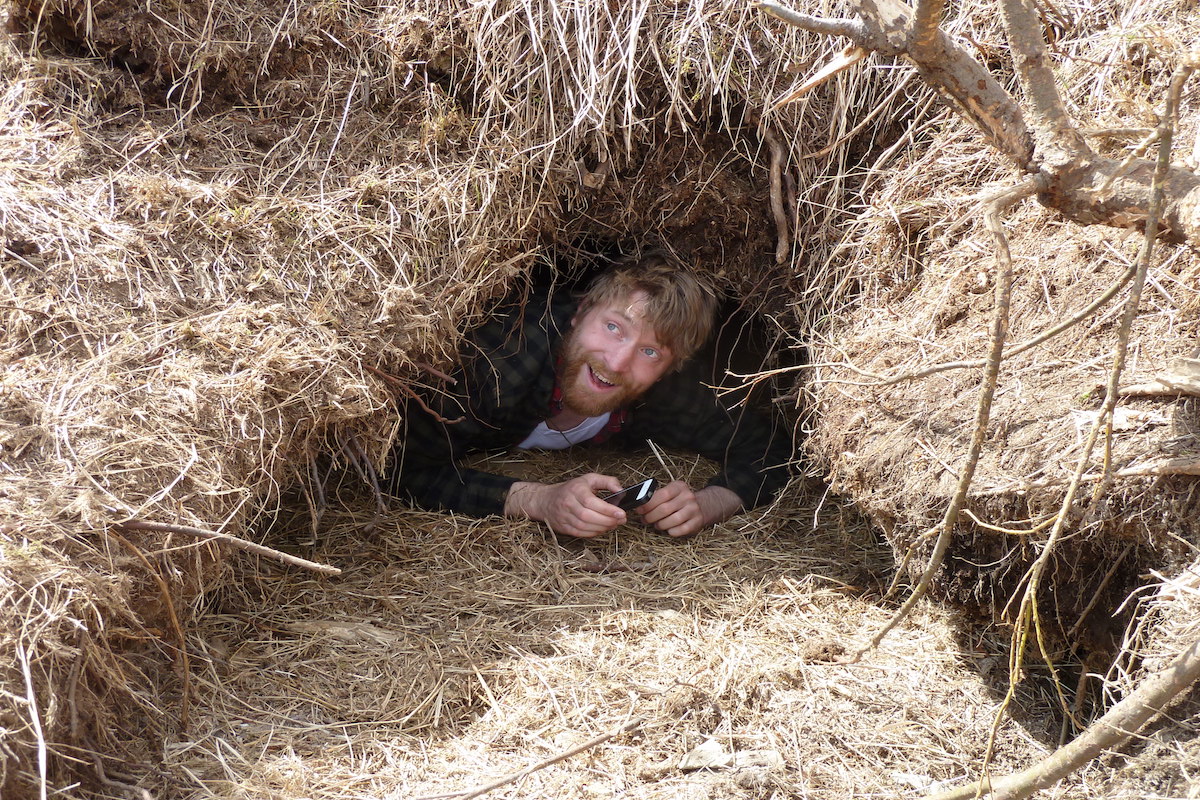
{"left": 116, "top": 520, "right": 342, "bottom": 576}
{"left": 851, "top": 174, "right": 1045, "bottom": 660}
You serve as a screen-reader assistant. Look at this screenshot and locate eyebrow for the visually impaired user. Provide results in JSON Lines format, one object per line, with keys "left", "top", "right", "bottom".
{"left": 610, "top": 310, "right": 669, "bottom": 354}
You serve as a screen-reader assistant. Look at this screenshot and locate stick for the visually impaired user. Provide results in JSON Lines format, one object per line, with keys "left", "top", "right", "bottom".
{"left": 364, "top": 363, "right": 465, "bottom": 424}
{"left": 116, "top": 519, "right": 341, "bottom": 575}
{"left": 415, "top": 717, "right": 644, "bottom": 800}
{"left": 763, "top": 128, "right": 791, "bottom": 264}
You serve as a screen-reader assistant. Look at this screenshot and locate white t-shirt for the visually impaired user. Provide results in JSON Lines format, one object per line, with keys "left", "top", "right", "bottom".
{"left": 517, "top": 412, "right": 612, "bottom": 450}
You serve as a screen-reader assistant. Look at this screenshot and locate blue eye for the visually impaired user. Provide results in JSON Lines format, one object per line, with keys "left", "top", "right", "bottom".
{"left": 642, "top": 347, "right": 659, "bottom": 359}
{"left": 606, "top": 322, "right": 619, "bottom": 333}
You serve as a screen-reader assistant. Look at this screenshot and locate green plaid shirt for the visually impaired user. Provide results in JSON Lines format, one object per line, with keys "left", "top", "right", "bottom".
{"left": 387, "top": 291, "right": 790, "bottom": 517}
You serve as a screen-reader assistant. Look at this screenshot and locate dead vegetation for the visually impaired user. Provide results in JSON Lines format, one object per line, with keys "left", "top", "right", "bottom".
{"left": 1, "top": 0, "right": 1198, "bottom": 798}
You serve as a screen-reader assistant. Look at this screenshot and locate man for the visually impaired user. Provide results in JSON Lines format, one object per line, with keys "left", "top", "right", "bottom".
{"left": 388, "top": 252, "right": 789, "bottom": 538}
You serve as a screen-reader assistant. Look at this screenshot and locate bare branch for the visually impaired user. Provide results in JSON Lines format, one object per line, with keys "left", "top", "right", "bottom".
{"left": 909, "top": 0, "right": 948, "bottom": 54}
{"left": 997, "top": 0, "right": 1090, "bottom": 165}
{"left": 941, "top": 55, "right": 1192, "bottom": 800}
{"left": 756, "top": 2, "right": 871, "bottom": 43}
{"left": 758, "top": 3, "right": 1200, "bottom": 243}
{"left": 925, "top": 636, "right": 1200, "bottom": 800}
{"left": 762, "top": 0, "right": 1034, "bottom": 167}
{"left": 763, "top": 128, "right": 791, "bottom": 263}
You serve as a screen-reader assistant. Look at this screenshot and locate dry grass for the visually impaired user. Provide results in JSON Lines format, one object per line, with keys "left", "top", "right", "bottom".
{"left": 2, "top": 0, "right": 1199, "bottom": 797}
{"left": 1, "top": 0, "right": 921, "bottom": 793}
{"left": 145, "top": 450, "right": 1098, "bottom": 800}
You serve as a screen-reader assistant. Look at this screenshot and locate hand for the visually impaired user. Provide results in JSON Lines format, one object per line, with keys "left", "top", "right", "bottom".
{"left": 505, "top": 473, "right": 626, "bottom": 538}
{"left": 636, "top": 482, "right": 743, "bottom": 538}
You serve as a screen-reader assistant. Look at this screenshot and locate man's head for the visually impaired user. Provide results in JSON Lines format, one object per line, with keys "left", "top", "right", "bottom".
{"left": 559, "top": 253, "right": 718, "bottom": 417}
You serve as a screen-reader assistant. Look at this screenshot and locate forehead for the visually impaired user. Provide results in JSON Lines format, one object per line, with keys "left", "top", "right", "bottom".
{"left": 588, "top": 289, "right": 651, "bottom": 325}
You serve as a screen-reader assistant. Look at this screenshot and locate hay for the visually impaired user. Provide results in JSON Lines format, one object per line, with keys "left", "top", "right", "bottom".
{"left": 0, "top": 0, "right": 927, "bottom": 793}
{"left": 2, "top": 0, "right": 1199, "bottom": 795}
{"left": 801, "top": 0, "right": 1200, "bottom": 655}
{"left": 141, "top": 449, "right": 1101, "bottom": 799}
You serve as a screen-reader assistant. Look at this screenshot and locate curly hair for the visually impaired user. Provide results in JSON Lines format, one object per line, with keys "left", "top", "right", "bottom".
{"left": 578, "top": 251, "right": 719, "bottom": 364}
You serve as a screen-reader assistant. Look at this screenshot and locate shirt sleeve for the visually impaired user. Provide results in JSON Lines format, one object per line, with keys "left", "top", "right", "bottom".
{"left": 385, "top": 299, "right": 562, "bottom": 517}
{"left": 386, "top": 386, "right": 521, "bottom": 517}
{"left": 620, "top": 363, "right": 791, "bottom": 509}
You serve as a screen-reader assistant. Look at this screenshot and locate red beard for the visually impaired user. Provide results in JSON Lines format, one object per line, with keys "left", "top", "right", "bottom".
{"left": 559, "top": 343, "right": 639, "bottom": 417}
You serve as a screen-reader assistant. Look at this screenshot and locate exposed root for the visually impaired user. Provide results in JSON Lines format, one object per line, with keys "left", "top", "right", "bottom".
{"left": 851, "top": 175, "right": 1045, "bottom": 661}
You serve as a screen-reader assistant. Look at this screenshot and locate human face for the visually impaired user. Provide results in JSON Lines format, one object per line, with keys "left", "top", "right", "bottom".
{"left": 560, "top": 290, "right": 675, "bottom": 417}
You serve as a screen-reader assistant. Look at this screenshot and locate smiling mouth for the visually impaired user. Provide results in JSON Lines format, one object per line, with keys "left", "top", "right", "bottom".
{"left": 587, "top": 364, "right": 617, "bottom": 389}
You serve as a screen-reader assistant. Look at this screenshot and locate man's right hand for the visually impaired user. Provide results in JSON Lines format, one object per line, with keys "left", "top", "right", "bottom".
{"left": 505, "top": 473, "right": 627, "bottom": 538}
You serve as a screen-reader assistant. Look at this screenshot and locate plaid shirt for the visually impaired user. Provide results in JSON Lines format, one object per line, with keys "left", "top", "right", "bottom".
{"left": 387, "top": 291, "right": 790, "bottom": 517}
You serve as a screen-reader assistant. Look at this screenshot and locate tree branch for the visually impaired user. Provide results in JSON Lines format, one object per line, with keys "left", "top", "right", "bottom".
{"left": 758, "top": 2, "right": 1200, "bottom": 244}
{"left": 761, "top": 0, "right": 1033, "bottom": 167}
{"left": 756, "top": 3, "right": 870, "bottom": 43}
{"left": 909, "top": 0, "right": 948, "bottom": 55}
{"left": 997, "top": 0, "right": 1090, "bottom": 165}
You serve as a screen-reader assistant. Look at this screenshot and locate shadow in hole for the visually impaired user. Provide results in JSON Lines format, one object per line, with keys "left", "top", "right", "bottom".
{"left": 928, "top": 531, "right": 1174, "bottom": 750}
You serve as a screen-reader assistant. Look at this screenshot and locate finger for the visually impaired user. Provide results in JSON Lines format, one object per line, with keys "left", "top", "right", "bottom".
{"left": 654, "top": 502, "right": 702, "bottom": 535}
{"left": 575, "top": 501, "right": 625, "bottom": 529}
{"left": 666, "top": 519, "right": 702, "bottom": 538}
{"left": 638, "top": 483, "right": 682, "bottom": 516}
{"left": 580, "top": 473, "right": 624, "bottom": 494}
{"left": 563, "top": 524, "right": 602, "bottom": 539}
{"left": 640, "top": 492, "right": 688, "bottom": 525}
{"left": 661, "top": 509, "right": 703, "bottom": 537}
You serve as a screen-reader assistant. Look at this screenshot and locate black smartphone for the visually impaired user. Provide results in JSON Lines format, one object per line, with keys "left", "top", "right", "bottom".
{"left": 603, "top": 478, "right": 658, "bottom": 511}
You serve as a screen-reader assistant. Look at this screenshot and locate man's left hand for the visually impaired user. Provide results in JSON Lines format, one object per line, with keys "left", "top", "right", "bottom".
{"left": 637, "top": 482, "right": 743, "bottom": 537}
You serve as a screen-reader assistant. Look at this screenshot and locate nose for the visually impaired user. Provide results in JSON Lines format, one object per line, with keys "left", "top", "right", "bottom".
{"left": 606, "top": 341, "right": 636, "bottom": 372}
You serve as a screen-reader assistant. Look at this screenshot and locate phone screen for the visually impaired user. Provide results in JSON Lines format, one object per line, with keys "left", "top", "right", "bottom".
{"left": 603, "top": 478, "right": 657, "bottom": 510}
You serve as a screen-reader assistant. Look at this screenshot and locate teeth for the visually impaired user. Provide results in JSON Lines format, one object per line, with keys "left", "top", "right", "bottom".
{"left": 590, "top": 366, "right": 614, "bottom": 386}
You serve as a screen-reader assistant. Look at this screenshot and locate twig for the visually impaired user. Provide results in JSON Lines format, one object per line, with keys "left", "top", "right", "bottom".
{"left": 414, "top": 716, "right": 644, "bottom": 800}
{"left": 415, "top": 360, "right": 457, "bottom": 384}
{"left": 763, "top": 127, "right": 791, "bottom": 264}
{"left": 1067, "top": 544, "right": 1133, "bottom": 641}
{"left": 116, "top": 519, "right": 342, "bottom": 576}
{"left": 868, "top": 260, "right": 1137, "bottom": 387}
{"left": 0, "top": 303, "right": 53, "bottom": 318}
{"left": 850, "top": 174, "right": 1045, "bottom": 661}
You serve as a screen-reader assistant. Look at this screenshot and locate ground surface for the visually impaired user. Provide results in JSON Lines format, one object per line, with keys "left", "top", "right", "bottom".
{"left": 121, "top": 449, "right": 1115, "bottom": 800}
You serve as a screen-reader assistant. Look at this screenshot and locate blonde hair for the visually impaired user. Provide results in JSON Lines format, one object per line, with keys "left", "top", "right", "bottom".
{"left": 579, "top": 251, "right": 718, "bottom": 363}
